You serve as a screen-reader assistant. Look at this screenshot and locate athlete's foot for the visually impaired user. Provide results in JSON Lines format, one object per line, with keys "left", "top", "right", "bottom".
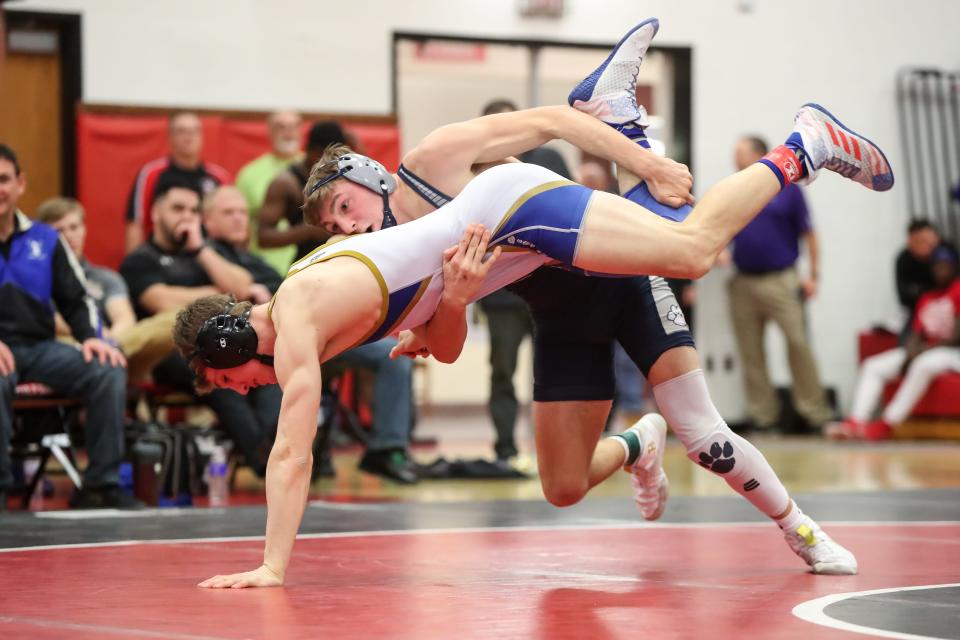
{"left": 783, "top": 515, "right": 858, "bottom": 575}
{"left": 625, "top": 413, "right": 669, "bottom": 520}
{"left": 567, "top": 17, "right": 659, "bottom": 140}
{"left": 787, "top": 103, "right": 894, "bottom": 191}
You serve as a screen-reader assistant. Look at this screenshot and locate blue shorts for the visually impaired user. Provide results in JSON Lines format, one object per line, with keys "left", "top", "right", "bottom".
{"left": 508, "top": 268, "right": 695, "bottom": 402}
{"left": 491, "top": 180, "right": 693, "bottom": 269}
{"left": 491, "top": 182, "right": 594, "bottom": 266}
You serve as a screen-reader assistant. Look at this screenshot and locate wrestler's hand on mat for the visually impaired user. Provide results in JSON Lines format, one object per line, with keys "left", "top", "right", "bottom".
{"left": 198, "top": 564, "right": 283, "bottom": 589}
{"left": 441, "top": 223, "right": 501, "bottom": 308}
{"left": 645, "top": 155, "right": 695, "bottom": 207}
{"left": 81, "top": 338, "right": 127, "bottom": 368}
{"left": 391, "top": 328, "right": 431, "bottom": 360}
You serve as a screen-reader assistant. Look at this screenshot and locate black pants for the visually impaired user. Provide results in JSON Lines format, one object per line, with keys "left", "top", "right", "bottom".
{"left": 0, "top": 341, "right": 126, "bottom": 490}
{"left": 152, "top": 353, "right": 281, "bottom": 467}
{"left": 482, "top": 304, "right": 533, "bottom": 459}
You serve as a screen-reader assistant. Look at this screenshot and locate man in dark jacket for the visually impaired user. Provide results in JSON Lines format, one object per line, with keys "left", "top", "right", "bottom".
{"left": 0, "top": 144, "right": 132, "bottom": 510}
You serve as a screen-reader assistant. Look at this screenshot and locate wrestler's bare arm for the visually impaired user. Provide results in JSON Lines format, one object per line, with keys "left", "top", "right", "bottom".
{"left": 405, "top": 105, "right": 693, "bottom": 206}
{"left": 392, "top": 225, "right": 500, "bottom": 363}
{"left": 260, "top": 292, "right": 324, "bottom": 583}
{"left": 197, "top": 285, "right": 323, "bottom": 589}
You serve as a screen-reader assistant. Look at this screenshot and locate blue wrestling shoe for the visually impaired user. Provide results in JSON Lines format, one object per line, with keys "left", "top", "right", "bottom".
{"left": 567, "top": 17, "right": 660, "bottom": 141}
{"left": 789, "top": 103, "right": 894, "bottom": 191}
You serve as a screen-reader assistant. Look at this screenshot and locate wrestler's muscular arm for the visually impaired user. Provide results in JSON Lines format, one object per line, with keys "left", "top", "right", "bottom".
{"left": 406, "top": 105, "right": 693, "bottom": 207}
{"left": 198, "top": 288, "right": 322, "bottom": 589}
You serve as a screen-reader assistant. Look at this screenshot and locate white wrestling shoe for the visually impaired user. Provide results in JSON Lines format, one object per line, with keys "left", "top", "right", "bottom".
{"left": 567, "top": 17, "right": 659, "bottom": 138}
{"left": 624, "top": 413, "right": 669, "bottom": 521}
{"left": 783, "top": 515, "right": 858, "bottom": 575}
{"left": 789, "top": 103, "right": 894, "bottom": 191}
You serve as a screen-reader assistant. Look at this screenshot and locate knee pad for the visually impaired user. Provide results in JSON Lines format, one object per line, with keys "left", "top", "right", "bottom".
{"left": 653, "top": 369, "right": 788, "bottom": 516}
{"left": 685, "top": 424, "right": 789, "bottom": 516}
{"left": 685, "top": 425, "right": 750, "bottom": 481}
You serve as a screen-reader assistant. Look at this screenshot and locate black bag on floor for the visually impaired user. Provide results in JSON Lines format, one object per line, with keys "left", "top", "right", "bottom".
{"left": 126, "top": 422, "right": 206, "bottom": 506}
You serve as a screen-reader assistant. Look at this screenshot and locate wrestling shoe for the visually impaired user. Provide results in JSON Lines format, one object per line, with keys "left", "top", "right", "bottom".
{"left": 567, "top": 17, "right": 659, "bottom": 139}
{"left": 783, "top": 515, "right": 858, "bottom": 575}
{"left": 788, "top": 103, "right": 894, "bottom": 191}
{"left": 624, "top": 413, "right": 669, "bottom": 520}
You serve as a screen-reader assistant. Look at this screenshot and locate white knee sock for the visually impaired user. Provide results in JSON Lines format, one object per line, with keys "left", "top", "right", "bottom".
{"left": 653, "top": 369, "right": 790, "bottom": 518}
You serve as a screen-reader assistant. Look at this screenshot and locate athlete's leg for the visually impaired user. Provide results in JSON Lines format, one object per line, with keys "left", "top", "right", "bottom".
{"left": 568, "top": 22, "right": 892, "bottom": 279}
{"left": 575, "top": 163, "right": 781, "bottom": 279}
{"left": 610, "top": 238, "right": 854, "bottom": 572}
{"left": 518, "top": 271, "right": 663, "bottom": 508}
{"left": 650, "top": 361, "right": 856, "bottom": 573}
{"left": 534, "top": 399, "right": 617, "bottom": 507}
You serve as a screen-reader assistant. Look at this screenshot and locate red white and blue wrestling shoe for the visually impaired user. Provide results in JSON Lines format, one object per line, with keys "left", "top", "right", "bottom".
{"left": 567, "top": 18, "right": 659, "bottom": 141}
{"left": 790, "top": 103, "right": 895, "bottom": 191}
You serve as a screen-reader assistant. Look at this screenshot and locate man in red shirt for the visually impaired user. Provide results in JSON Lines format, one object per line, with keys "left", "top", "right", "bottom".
{"left": 124, "top": 111, "right": 231, "bottom": 253}
{"left": 833, "top": 246, "right": 960, "bottom": 439}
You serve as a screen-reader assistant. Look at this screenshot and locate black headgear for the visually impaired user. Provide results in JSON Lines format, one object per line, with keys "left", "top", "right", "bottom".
{"left": 193, "top": 303, "right": 274, "bottom": 370}
{"left": 306, "top": 153, "right": 398, "bottom": 229}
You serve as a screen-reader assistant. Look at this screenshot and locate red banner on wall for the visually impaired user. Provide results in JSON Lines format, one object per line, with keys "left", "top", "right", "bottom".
{"left": 76, "top": 112, "right": 400, "bottom": 270}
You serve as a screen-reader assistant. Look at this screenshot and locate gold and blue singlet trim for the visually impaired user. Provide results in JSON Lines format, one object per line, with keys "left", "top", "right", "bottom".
{"left": 492, "top": 180, "right": 573, "bottom": 239}
{"left": 268, "top": 248, "right": 390, "bottom": 348}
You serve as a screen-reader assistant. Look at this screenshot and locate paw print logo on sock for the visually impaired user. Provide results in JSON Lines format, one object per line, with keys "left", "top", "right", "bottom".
{"left": 666, "top": 304, "right": 687, "bottom": 327}
{"left": 698, "top": 440, "right": 736, "bottom": 474}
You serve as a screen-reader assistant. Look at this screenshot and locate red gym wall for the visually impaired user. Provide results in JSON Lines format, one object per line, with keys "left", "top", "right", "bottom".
{"left": 75, "top": 107, "right": 400, "bottom": 270}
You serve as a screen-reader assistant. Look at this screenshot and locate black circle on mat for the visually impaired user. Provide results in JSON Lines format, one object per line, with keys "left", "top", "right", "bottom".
{"left": 823, "top": 585, "right": 960, "bottom": 640}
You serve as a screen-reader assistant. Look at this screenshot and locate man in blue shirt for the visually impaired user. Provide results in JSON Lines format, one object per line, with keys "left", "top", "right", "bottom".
{"left": 0, "top": 145, "right": 134, "bottom": 510}
{"left": 728, "top": 136, "right": 831, "bottom": 432}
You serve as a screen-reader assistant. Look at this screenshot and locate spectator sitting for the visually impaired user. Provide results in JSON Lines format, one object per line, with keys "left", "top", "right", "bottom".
{"left": 125, "top": 111, "right": 231, "bottom": 254}
{"left": 119, "top": 177, "right": 271, "bottom": 476}
{"left": 324, "top": 338, "right": 418, "bottom": 484}
{"left": 257, "top": 121, "right": 347, "bottom": 264}
{"left": 37, "top": 197, "right": 178, "bottom": 382}
{"left": 830, "top": 246, "right": 960, "bottom": 440}
{"left": 200, "top": 185, "right": 284, "bottom": 459}
{"left": 235, "top": 110, "right": 303, "bottom": 275}
{"left": 896, "top": 219, "right": 942, "bottom": 338}
{"left": 0, "top": 144, "right": 136, "bottom": 510}
{"left": 203, "top": 186, "right": 282, "bottom": 303}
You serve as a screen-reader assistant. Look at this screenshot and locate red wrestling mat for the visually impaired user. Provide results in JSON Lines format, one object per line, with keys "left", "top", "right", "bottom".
{"left": 0, "top": 523, "right": 956, "bottom": 639}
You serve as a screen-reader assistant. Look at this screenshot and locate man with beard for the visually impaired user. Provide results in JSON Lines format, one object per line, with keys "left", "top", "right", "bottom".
{"left": 120, "top": 177, "right": 275, "bottom": 475}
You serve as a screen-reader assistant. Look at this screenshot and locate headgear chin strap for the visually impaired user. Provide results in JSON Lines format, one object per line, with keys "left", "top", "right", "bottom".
{"left": 194, "top": 304, "right": 274, "bottom": 370}
{"left": 307, "top": 153, "right": 398, "bottom": 229}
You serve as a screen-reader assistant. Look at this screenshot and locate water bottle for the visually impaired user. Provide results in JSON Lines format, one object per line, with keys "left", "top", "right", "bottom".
{"left": 206, "top": 444, "right": 228, "bottom": 507}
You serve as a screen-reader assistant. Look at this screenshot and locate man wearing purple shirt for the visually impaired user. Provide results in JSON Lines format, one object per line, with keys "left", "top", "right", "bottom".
{"left": 728, "top": 135, "right": 831, "bottom": 432}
